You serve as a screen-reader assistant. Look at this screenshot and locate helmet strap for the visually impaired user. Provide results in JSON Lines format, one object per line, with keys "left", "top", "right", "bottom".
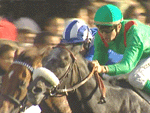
{"left": 83, "top": 40, "right": 91, "bottom": 51}
{"left": 83, "top": 27, "right": 91, "bottom": 51}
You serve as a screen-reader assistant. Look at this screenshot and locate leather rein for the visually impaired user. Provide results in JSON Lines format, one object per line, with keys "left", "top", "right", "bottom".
{"left": 0, "top": 61, "right": 34, "bottom": 112}
{"left": 50, "top": 46, "right": 106, "bottom": 103}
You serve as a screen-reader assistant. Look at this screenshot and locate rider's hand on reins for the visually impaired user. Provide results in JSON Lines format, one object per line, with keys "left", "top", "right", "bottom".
{"left": 92, "top": 60, "right": 102, "bottom": 73}
{"left": 92, "top": 60, "right": 108, "bottom": 73}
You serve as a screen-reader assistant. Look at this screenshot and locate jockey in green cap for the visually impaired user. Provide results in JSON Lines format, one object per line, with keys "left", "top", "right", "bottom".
{"left": 92, "top": 4, "right": 150, "bottom": 95}
{"left": 94, "top": 4, "right": 123, "bottom": 26}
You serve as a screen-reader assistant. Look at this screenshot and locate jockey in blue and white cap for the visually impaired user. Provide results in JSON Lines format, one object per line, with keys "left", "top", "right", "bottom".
{"left": 61, "top": 19, "right": 98, "bottom": 61}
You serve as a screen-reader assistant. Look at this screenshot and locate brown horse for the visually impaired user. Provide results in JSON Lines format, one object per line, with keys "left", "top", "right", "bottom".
{"left": 0, "top": 46, "right": 72, "bottom": 113}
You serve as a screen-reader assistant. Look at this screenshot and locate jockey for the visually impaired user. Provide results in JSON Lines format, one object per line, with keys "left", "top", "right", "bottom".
{"left": 61, "top": 19, "right": 123, "bottom": 62}
{"left": 92, "top": 4, "right": 150, "bottom": 95}
{"left": 61, "top": 19, "right": 97, "bottom": 61}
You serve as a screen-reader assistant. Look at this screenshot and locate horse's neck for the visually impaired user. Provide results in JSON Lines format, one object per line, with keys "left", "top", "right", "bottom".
{"left": 74, "top": 55, "right": 90, "bottom": 79}
{"left": 106, "top": 78, "right": 134, "bottom": 89}
{"left": 73, "top": 56, "right": 98, "bottom": 93}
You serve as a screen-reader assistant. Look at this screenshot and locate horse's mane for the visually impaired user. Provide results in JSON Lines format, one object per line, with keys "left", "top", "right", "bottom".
{"left": 16, "top": 46, "right": 51, "bottom": 64}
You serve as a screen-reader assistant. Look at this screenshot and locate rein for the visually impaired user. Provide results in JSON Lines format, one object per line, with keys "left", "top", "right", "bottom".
{"left": 0, "top": 93, "right": 28, "bottom": 112}
{"left": 0, "top": 93, "right": 21, "bottom": 105}
{"left": 51, "top": 45, "right": 106, "bottom": 103}
{"left": 0, "top": 61, "right": 34, "bottom": 112}
{"left": 56, "top": 63, "right": 96, "bottom": 92}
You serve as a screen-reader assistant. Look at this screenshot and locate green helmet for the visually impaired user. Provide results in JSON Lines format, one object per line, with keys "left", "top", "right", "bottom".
{"left": 94, "top": 4, "right": 123, "bottom": 26}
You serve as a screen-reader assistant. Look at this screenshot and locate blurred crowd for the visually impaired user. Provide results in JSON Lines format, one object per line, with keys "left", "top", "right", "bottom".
{"left": 0, "top": 0, "right": 150, "bottom": 112}
{"left": 0, "top": 0, "right": 149, "bottom": 85}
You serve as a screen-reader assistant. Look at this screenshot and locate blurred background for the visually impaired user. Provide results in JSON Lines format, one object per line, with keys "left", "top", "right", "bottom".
{"left": 0, "top": 0, "right": 150, "bottom": 112}
{"left": 0, "top": 0, "right": 150, "bottom": 29}
{"left": 0, "top": 0, "right": 149, "bottom": 48}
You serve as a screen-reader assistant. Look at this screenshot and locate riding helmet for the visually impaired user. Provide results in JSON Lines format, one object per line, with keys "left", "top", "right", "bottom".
{"left": 61, "top": 19, "right": 92, "bottom": 43}
{"left": 94, "top": 4, "right": 123, "bottom": 26}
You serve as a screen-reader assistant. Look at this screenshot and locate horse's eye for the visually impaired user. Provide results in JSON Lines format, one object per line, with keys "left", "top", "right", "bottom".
{"left": 22, "top": 71, "right": 26, "bottom": 78}
{"left": 64, "top": 56, "right": 69, "bottom": 61}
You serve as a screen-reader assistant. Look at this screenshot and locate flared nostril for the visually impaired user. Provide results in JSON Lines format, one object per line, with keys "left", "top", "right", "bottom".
{"left": 32, "top": 87, "right": 42, "bottom": 94}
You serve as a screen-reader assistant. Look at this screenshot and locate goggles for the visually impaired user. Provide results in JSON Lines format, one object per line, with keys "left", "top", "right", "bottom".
{"left": 96, "top": 25, "right": 117, "bottom": 33}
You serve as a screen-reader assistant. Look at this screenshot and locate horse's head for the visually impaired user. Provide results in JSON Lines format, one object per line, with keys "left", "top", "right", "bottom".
{"left": 27, "top": 44, "right": 91, "bottom": 105}
{"left": 44, "top": 44, "right": 86, "bottom": 78}
{"left": 0, "top": 46, "right": 50, "bottom": 113}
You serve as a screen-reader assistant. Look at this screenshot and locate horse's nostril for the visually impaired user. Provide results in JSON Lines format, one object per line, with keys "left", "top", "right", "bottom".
{"left": 32, "top": 87, "right": 42, "bottom": 94}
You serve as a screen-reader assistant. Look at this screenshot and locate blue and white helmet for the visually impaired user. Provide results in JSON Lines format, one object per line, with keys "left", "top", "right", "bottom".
{"left": 61, "top": 19, "right": 93, "bottom": 44}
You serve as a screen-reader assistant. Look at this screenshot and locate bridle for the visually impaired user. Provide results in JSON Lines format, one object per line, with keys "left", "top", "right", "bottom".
{"left": 51, "top": 45, "right": 93, "bottom": 93}
{"left": 0, "top": 61, "right": 34, "bottom": 112}
{"left": 49, "top": 45, "right": 106, "bottom": 103}
{"left": 0, "top": 93, "right": 28, "bottom": 112}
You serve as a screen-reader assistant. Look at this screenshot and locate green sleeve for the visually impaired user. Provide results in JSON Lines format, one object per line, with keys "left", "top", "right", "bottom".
{"left": 93, "top": 33, "right": 108, "bottom": 65}
{"left": 108, "top": 27, "right": 143, "bottom": 76}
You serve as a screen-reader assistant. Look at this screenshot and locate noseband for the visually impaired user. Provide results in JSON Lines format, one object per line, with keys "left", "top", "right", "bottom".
{"left": 0, "top": 61, "right": 34, "bottom": 112}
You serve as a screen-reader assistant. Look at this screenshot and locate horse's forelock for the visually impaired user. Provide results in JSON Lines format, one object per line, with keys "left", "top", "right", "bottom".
{"left": 17, "top": 47, "right": 39, "bottom": 61}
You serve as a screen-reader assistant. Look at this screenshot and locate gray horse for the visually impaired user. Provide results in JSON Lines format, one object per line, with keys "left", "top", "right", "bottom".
{"left": 27, "top": 44, "right": 150, "bottom": 113}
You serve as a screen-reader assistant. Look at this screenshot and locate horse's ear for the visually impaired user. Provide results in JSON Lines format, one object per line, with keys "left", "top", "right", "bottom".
{"left": 14, "top": 49, "right": 20, "bottom": 60}
{"left": 39, "top": 46, "right": 51, "bottom": 58}
{"left": 14, "top": 47, "right": 25, "bottom": 60}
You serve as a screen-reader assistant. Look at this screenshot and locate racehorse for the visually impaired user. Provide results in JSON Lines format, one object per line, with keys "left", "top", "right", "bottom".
{"left": 27, "top": 44, "right": 150, "bottom": 113}
{"left": 0, "top": 46, "right": 72, "bottom": 113}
